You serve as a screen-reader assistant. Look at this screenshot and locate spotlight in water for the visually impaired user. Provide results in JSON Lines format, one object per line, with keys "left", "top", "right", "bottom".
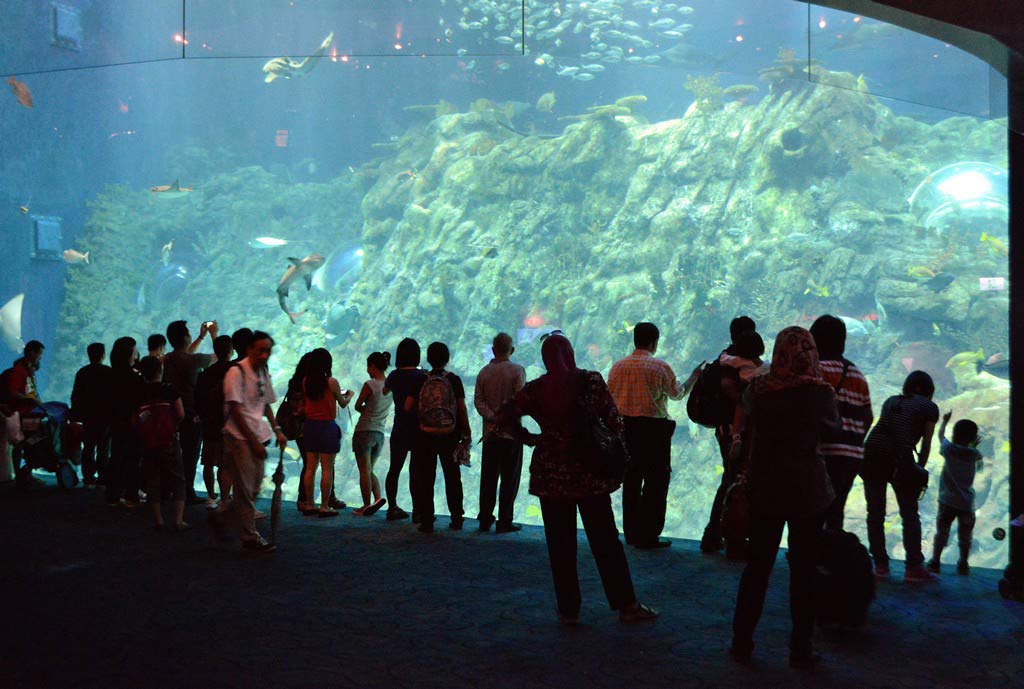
{"left": 394, "top": 43, "right": 403, "bottom": 50}
{"left": 818, "top": 17, "right": 827, "bottom": 29}
{"left": 735, "top": 34, "right": 744, "bottom": 42}
{"left": 173, "top": 33, "right": 188, "bottom": 45}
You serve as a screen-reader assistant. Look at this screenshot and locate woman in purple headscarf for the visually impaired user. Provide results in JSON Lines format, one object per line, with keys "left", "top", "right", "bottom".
{"left": 498, "top": 333, "right": 657, "bottom": 624}
{"left": 729, "top": 326, "right": 839, "bottom": 668}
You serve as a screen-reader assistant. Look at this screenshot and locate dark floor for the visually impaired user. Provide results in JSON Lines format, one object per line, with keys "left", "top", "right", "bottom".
{"left": 2, "top": 478, "right": 1023, "bottom": 689}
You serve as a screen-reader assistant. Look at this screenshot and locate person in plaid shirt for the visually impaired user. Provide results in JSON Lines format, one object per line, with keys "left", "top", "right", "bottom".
{"left": 608, "top": 323, "right": 702, "bottom": 549}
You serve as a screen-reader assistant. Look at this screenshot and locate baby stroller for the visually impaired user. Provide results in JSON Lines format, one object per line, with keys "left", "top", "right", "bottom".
{"left": 11, "top": 401, "right": 81, "bottom": 489}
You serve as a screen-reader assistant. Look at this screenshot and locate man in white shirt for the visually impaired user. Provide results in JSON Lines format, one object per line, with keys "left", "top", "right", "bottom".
{"left": 217, "top": 331, "right": 287, "bottom": 553}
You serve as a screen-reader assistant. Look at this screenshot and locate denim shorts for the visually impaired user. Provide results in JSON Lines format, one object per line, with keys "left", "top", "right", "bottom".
{"left": 352, "top": 430, "right": 384, "bottom": 459}
{"left": 302, "top": 419, "right": 341, "bottom": 454}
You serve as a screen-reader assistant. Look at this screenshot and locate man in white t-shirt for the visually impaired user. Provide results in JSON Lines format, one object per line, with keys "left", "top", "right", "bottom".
{"left": 217, "top": 330, "right": 287, "bottom": 553}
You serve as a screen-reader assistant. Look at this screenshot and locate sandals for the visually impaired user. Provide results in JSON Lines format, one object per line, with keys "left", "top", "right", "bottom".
{"left": 318, "top": 508, "right": 339, "bottom": 519}
{"left": 362, "top": 497, "right": 387, "bottom": 517}
{"left": 619, "top": 602, "right": 659, "bottom": 623}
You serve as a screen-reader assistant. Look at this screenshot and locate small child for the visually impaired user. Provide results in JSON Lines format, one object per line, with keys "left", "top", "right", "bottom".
{"left": 134, "top": 356, "right": 187, "bottom": 531}
{"left": 351, "top": 351, "right": 392, "bottom": 516}
{"left": 928, "top": 411, "right": 983, "bottom": 575}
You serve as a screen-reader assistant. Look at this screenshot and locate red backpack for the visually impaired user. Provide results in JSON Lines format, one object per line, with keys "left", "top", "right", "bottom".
{"left": 136, "top": 388, "right": 178, "bottom": 450}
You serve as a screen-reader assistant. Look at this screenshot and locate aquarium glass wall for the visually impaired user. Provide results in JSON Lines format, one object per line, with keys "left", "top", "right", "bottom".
{"left": 0, "top": 1, "right": 1010, "bottom": 567}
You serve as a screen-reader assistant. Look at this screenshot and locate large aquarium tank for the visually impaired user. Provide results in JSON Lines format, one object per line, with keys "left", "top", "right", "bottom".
{"left": 1, "top": 2, "right": 1011, "bottom": 567}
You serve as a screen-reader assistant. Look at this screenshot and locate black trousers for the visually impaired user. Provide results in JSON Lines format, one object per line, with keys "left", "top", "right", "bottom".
{"left": 178, "top": 416, "right": 202, "bottom": 499}
{"left": 80, "top": 419, "right": 110, "bottom": 483}
{"left": 703, "top": 426, "right": 740, "bottom": 547}
{"left": 412, "top": 433, "right": 463, "bottom": 522}
{"left": 478, "top": 438, "right": 523, "bottom": 527}
{"left": 539, "top": 494, "right": 637, "bottom": 617}
{"left": 823, "top": 455, "right": 861, "bottom": 531}
{"left": 621, "top": 417, "right": 675, "bottom": 544}
{"left": 105, "top": 425, "right": 140, "bottom": 504}
{"left": 732, "top": 511, "right": 824, "bottom": 657}
{"left": 386, "top": 428, "right": 418, "bottom": 510}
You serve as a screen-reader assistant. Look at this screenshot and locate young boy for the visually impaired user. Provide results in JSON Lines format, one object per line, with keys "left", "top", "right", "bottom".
{"left": 928, "top": 411, "right": 983, "bottom": 575}
{"left": 135, "top": 356, "right": 187, "bottom": 531}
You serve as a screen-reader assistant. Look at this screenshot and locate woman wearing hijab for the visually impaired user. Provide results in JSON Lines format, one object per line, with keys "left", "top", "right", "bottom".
{"left": 729, "top": 327, "right": 839, "bottom": 668}
{"left": 498, "top": 333, "right": 657, "bottom": 624}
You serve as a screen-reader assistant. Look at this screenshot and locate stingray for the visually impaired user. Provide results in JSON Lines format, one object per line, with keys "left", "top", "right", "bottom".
{"left": 0, "top": 293, "right": 24, "bottom": 352}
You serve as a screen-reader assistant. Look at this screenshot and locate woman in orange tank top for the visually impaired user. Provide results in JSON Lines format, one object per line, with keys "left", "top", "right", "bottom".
{"left": 300, "top": 348, "right": 353, "bottom": 517}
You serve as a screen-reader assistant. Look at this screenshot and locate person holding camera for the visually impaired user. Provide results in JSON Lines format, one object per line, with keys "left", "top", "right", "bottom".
{"left": 162, "top": 319, "right": 218, "bottom": 504}
{"left": 861, "top": 370, "right": 940, "bottom": 583}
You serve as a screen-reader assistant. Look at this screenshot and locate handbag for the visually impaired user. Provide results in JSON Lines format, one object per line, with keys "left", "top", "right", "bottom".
{"left": 721, "top": 473, "right": 751, "bottom": 543}
{"left": 574, "top": 375, "right": 629, "bottom": 480}
{"left": 274, "top": 392, "right": 304, "bottom": 441}
{"left": 892, "top": 457, "right": 929, "bottom": 498}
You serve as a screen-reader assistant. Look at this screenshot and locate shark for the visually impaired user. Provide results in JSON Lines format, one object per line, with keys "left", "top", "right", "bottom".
{"left": 150, "top": 180, "right": 194, "bottom": 198}
{"left": 263, "top": 32, "right": 334, "bottom": 83}
{"left": 277, "top": 254, "right": 325, "bottom": 324}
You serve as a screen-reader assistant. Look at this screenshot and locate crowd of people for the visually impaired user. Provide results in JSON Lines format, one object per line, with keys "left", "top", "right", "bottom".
{"left": 2, "top": 313, "right": 989, "bottom": 668}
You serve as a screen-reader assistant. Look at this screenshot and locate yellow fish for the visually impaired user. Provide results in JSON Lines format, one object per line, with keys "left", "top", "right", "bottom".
{"left": 536, "top": 91, "right": 556, "bottom": 113}
{"left": 804, "top": 278, "right": 829, "bottom": 297}
{"left": 979, "top": 232, "right": 1007, "bottom": 257}
{"left": 945, "top": 348, "right": 984, "bottom": 368}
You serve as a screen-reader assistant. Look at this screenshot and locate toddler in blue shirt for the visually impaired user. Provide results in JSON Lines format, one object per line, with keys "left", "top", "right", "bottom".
{"left": 927, "top": 411, "right": 983, "bottom": 575}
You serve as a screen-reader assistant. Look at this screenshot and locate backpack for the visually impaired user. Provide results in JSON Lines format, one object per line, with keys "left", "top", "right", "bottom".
{"left": 275, "top": 388, "right": 304, "bottom": 441}
{"left": 686, "top": 358, "right": 732, "bottom": 428}
{"left": 135, "top": 388, "right": 178, "bottom": 450}
{"left": 815, "top": 529, "right": 875, "bottom": 628}
{"left": 418, "top": 371, "right": 457, "bottom": 435}
{"left": 196, "top": 362, "right": 235, "bottom": 433}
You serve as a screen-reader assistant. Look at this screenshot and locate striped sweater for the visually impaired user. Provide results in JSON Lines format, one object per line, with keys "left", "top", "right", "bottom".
{"left": 818, "top": 358, "right": 873, "bottom": 460}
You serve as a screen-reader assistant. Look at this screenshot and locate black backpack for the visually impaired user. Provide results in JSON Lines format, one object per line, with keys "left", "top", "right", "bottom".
{"left": 196, "top": 362, "right": 236, "bottom": 433}
{"left": 686, "top": 358, "right": 732, "bottom": 428}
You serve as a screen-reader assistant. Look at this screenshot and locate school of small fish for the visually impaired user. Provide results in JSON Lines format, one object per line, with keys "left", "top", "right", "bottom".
{"left": 447, "top": 0, "right": 697, "bottom": 82}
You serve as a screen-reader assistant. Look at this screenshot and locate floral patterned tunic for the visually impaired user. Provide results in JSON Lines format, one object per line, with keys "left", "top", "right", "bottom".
{"left": 506, "top": 370, "right": 625, "bottom": 500}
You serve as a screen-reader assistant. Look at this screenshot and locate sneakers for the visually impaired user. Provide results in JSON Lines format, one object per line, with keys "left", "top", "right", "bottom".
{"left": 957, "top": 560, "right": 970, "bottom": 576}
{"left": 254, "top": 510, "right": 266, "bottom": 520}
{"left": 495, "top": 523, "right": 522, "bottom": 534}
{"left": 329, "top": 497, "right": 347, "bottom": 510}
{"left": 387, "top": 507, "right": 410, "bottom": 521}
{"left": 904, "top": 564, "right": 939, "bottom": 583}
{"left": 874, "top": 564, "right": 891, "bottom": 580}
{"left": 363, "top": 497, "right": 387, "bottom": 517}
{"left": 619, "top": 602, "right": 659, "bottom": 623}
{"left": 202, "top": 498, "right": 218, "bottom": 508}
{"left": 926, "top": 559, "right": 941, "bottom": 574}
{"left": 449, "top": 518, "right": 464, "bottom": 531}
{"left": 242, "top": 536, "right": 276, "bottom": 553}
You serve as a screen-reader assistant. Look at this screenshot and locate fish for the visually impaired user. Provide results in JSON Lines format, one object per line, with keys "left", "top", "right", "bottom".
{"left": 838, "top": 316, "right": 872, "bottom": 338}
{"left": 262, "top": 32, "right": 334, "bottom": 82}
{"left": 0, "top": 293, "right": 24, "bottom": 352}
{"left": 804, "top": 278, "right": 830, "bottom": 297}
{"left": 572, "top": 73, "right": 596, "bottom": 81}
{"left": 946, "top": 348, "right": 984, "bottom": 369}
{"left": 277, "top": 254, "right": 325, "bottom": 324}
{"left": 979, "top": 231, "right": 1007, "bottom": 256}
{"left": 150, "top": 180, "right": 194, "bottom": 198}
{"left": 976, "top": 353, "right": 1009, "bottom": 377}
{"left": 907, "top": 265, "right": 937, "bottom": 278}
{"left": 924, "top": 272, "right": 955, "bottom": 292}
{"left": 312, "top": 246, "right": 362, "bottom": 292}
{"left": 161, "top": 240, "right": 174, "bottom": 265}
{"left": 249, "top": 236, "right": 289, "bottom": 249}
{"left": 7, "top": 77, "right": 32, "bottom": 108}
{"left": 480, "top": 246, "right": 498, "bottom": 259}
{"left": 18, "top": 204, "right": 29, "bottom": 214}
{"left": 62, "top": 249, "right": 90, "bottom": 265}
{"left": 535, "top": 91, "right": 556, "bottom": 112}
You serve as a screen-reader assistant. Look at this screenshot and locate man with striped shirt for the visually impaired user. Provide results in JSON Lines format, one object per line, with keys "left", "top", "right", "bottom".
{"left": 608, "top": 322, "right": 702, "bottom": 549}
{"left": 811, "top": 315, "right": 874, "bottom": 531}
